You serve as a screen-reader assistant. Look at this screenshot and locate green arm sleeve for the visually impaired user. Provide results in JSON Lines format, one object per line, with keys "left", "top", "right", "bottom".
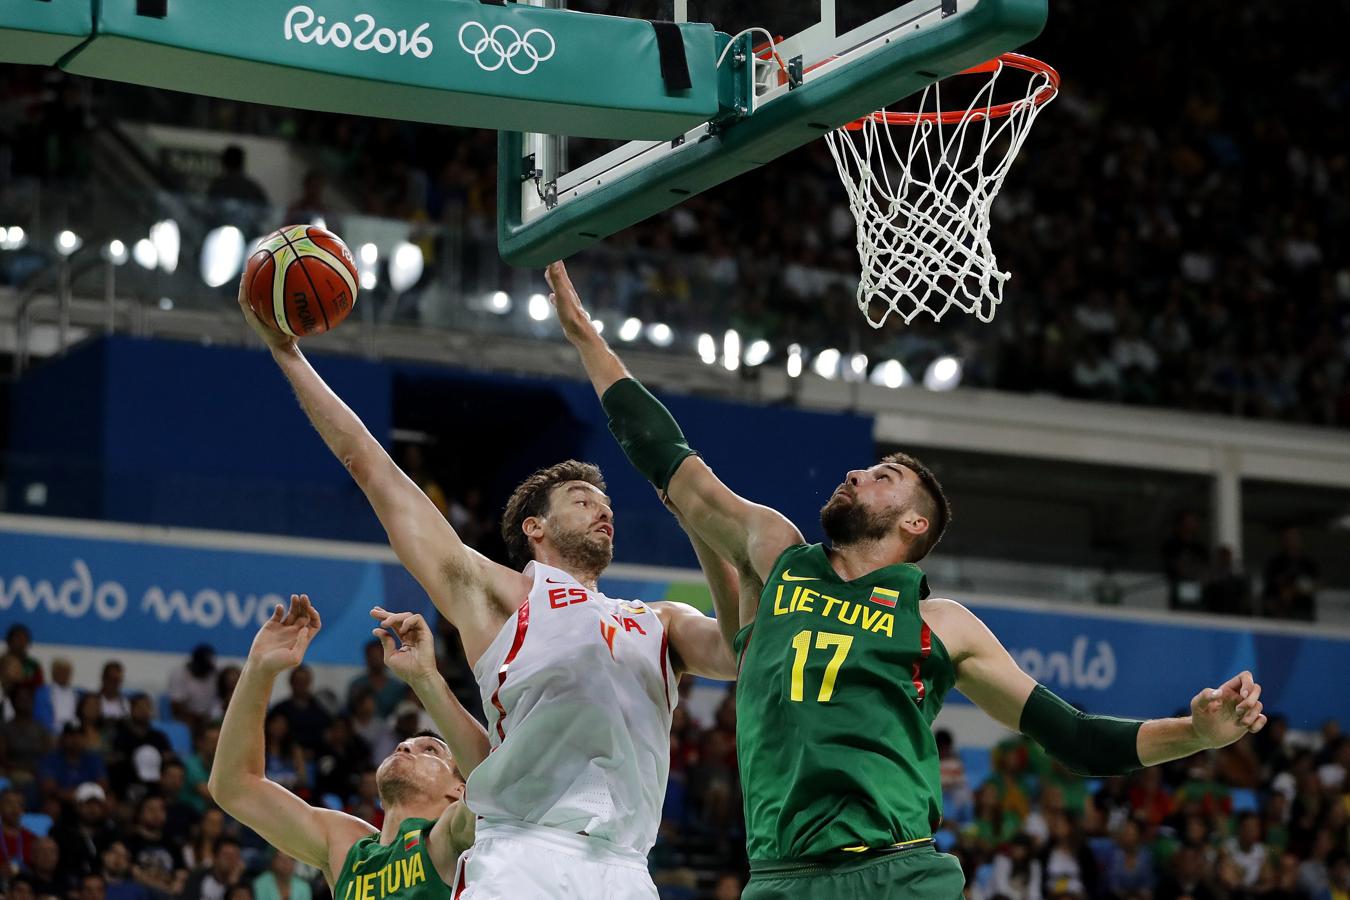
{"left": 1018, "top": 684, "right": 1143, "bottom": 777}
{"left": 600, "top": 378, "right": 696, "bottom": 491}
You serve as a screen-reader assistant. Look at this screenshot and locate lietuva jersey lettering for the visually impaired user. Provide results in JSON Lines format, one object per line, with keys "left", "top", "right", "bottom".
{"left": 734, "top": 543, "right": 956, "bottom": 863}
{"left": 334, "top": 819, "right": 449, "bottom": 900}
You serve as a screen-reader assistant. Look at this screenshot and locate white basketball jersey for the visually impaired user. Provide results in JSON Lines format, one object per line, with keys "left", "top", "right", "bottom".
{"left": 465, "top": 561, "right": 677, "bottom": 858}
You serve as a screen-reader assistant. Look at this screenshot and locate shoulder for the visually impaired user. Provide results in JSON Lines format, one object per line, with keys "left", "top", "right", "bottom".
{"left": 651, "top": 600, "right": 703, "bottom": 621}
{"left": 918, "top": 597, "right": 986, "bottom": 660}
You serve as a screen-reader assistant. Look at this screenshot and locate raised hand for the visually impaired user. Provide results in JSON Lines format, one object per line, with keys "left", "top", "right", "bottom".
{"left": 237, "top": 272, "right": 297, "bottom": 352}
{"left": 370, "top": 606, "right": 439, "bottom": 687}
{"left": 1191, "top": 670, "right": 1267, "bottom": 749}
{"left": 545, "top": 261, "right": 597, "bottom": 345}
{"left": 248, "top": 594, "right": 322, "bottom": 676}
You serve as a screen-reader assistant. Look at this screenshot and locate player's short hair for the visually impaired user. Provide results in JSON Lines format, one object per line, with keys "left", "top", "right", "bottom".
{"left": 881, "top": 451, "right": 951, "bottom": 562}
{"left": 501, "top": 460, "right": 607, "bottom": 567}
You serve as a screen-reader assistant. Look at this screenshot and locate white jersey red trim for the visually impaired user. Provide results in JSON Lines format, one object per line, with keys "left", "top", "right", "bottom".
{"left": 464, "top": 561, "right": 677, "bottom": 858}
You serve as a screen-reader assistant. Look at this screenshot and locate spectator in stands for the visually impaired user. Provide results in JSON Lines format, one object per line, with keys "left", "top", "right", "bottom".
{"left": 170, "top": 644, "right": 220, "bottom": 729}
{"left": 0, "top": 686, "right": 48, "bottom": 787}
{"left": 206, "top": 145, "right": 268, "bottom": 207}
{"left": 1157, "top": 845, "right": 1217, "bottom": 900}
{"left": 2, "top": 626, "right": 42, "bottom": 691}
{"left": 181, "top": 724, "right": 219, "bottom": 814}
{"left": 283, "top": 170, "right": 332, "bottom": 230}
{"left": 398, "top": 445, "right": 448, "bottom": 518}
{"left": 347, "top": 690, "right": 391, "bottom": 761}
{"left": 1299, "top": 829, "right": 1337, "bottom": 898}
{"left": 160, "top": 760, "right": 200, "bottom": 836}
{"left": 937, "top": 729, "right": 974, "bottom": 825}
{"left": 261, "top": 712, "right": 306, "bottom": 793}
{"left": 33, "top": 657, "right": 78, "bottom": 733}
{"left": 182, "top": 808, "right": 225, "bottom": 872}
{"left": 52, "top": 782, "right": 118, "bottom": 878}
{"left": 182, "top": 836, "right": 244, "bottom": 900}
{"left": 80, "top": 873, "right": 107, "bottom": 900}
{"left": 74, "top": 693, "right": 111, "bottom": 759}
{"left": 345, "top": 640, "right": 407, "bottom": 718}
{"left": 26, "top": 836, "right": 72, "bottom": 898}
{"left": 1, "top": 787, "right": 36, "bottom": 874}
{"left": 989, "top": 833, "right": 1042, "bottom": 900}
{"left": 1104, "top": 818, "right": 1156, "bottom": 900}
{"left": 251, "top": 851, "right": 310, "bottom": 900}
{"left": 216, "top": 665, "right": 241, "bottom": 715}
{"left": 311, "top": 716, "right": 371, "bottom": 803}
{"left": 447, "top": 488, "right": 492, "bottom": 551}
{"left": 1263, "top": 526, "right": 1319, "bottom": 621}
{"left": 108, "top": 695, "right": 171, "bottom": 794}
{"left": 37, "top": 722, "right": 108, "bottom": 806}
{"left": 268, "top": 666, "right": 330, "bottom": 756}
{"left": 0, "top": 655, "right": 22, "bottom": 721}
{"left": 1162, "top": 511, "right": 1209, "bottom": 612}
{"left": 124, "top": 794, "right": 183, "bottom": 885}
{"left": 1320, "top": 856, "right": 1350, "bottom": 900}
{"left": 97, "top": 663, "right": 131, "bottom": 722}
{"left": 98, "top": 840, "right": 148, "bottom": 900}
{"left": 1223, "top": 812, "right": 1269, "bottom": 890}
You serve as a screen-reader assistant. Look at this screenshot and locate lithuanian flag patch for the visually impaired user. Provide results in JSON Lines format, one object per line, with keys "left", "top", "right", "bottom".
{"left": 403, "top": 830, "right": 421, "bottom": 852}
{"left": 868, "top": 587, "right": 899, "bottom": 608}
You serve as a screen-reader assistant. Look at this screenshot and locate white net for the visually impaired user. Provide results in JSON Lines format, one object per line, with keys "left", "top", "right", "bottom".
{"left": 824, "top": 55, "right": 1058, "bottom": 328}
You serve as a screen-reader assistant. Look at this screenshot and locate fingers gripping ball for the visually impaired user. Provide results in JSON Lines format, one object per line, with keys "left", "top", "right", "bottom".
{"left": 244, "top": 225, "right": 358, "bottom": 337}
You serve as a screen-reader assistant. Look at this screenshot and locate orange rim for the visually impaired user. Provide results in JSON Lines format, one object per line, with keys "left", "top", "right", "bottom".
{"left": 843, "top": 53, "right": 1059, "bottom": 130}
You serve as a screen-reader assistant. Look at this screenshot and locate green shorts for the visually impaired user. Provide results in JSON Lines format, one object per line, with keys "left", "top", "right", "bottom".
{"left": 744, "top": 845, "right": 965, "bottom": 900}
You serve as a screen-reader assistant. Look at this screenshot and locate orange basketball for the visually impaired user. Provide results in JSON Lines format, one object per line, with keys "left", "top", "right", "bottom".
{"left": 244, "top": 225, "right": 359, "bottom": 338}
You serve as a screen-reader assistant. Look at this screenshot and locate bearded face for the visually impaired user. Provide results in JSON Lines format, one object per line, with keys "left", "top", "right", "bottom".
{"left": 819, "top": 487, "right": 903, "bottom": 547}
{"left": 546, "top": 517, "right": 614, "bottom": 574}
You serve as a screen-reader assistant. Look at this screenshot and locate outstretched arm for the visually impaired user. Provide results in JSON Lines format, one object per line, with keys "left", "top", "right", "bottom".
{"left": 370, "top": 607, "right": 491, "bottom": 775}
{"left": 546, "top": 262, "right": 802, "bottom": 624}
{"left": 237, "top": 280, "right": 525, "bottom": 650}
{"left": 209, "top": 595, "right": 375, "bottom": 886}
{"left": 928, "top": 598, "right": 1267, "bottom": 776}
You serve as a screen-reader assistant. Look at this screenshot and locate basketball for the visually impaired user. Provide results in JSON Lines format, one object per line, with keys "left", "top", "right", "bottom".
{"left": 243, "top": 224, "right": 359, "bottom": 338}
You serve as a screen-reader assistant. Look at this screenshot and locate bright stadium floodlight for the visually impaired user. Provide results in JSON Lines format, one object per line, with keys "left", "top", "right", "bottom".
{"left": 618, "top": 317, "right": 642, "bottom": 342}
{"left": 359, "top": 243, "right": 379, "bottom": 268}
{"left": 55, "top": 230, "right": 82, "bottom": 256}
{"left": 849, "top": 353, "right": 869, "bottom": 380}
{"left": 744, "top": 339, "right": 771, "bottom": 367}
{"left": 528, "top": 293, "right": 550, "bottom": 321}
{"left": 697, "top": 333, "right": 716, "bottom": 365}
{"left": 3, "top": 226, "right": 26, "bottom": 249}
{"left": 722, "top": 329, "right": 741, "bottom": 372}
{"left": 787, "top": 344, "right": 803, "bottom": 378}
{"left": 812, "top": 347, "right": 841, "bottom": 380}
{"left": 150, "top": 219, "right": 179, "bottom": 273}
{"left": 103, "top": 240, "right": 129, "bottom": 266}
{"left": 158, "top": 297, "right": 174, "bottom": 311}
{"left": 200, "top": 226, "right": 246, "bottom": 288}
{"left": 646, "top": 322, "right": 674, "bottom": 347}
{"left": 488, "top": 291, "right": 512, "bottom": 314}
{"left": 133, "top": 238, "right": 158, "bottom": 270}
{"left": 388, "top": 241, "right": 424, "bottom": 292}
{"left": 924, "top": 355, "right": 963, "bottom": 391}
{"left": 360, "top": 270, "right": 377, "bottom": 291}
{"left": 591, "top": 318, "right": 605, "bottom": 335}
{"left": 311, "top": 217, "right": 327, "bottom": 231}
{"left": 869, "top": 359, "right": 911, "bottom": 389}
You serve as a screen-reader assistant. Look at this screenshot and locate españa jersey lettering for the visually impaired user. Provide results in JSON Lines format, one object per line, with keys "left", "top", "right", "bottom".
{"left": 733, "top": 544, "right": 955, "bottom": 862}
{"left": 465, "top": 561, "right": 677, "bottom": 859}
{"left": 334, "top": 819, "right": 448, "bottom": 900}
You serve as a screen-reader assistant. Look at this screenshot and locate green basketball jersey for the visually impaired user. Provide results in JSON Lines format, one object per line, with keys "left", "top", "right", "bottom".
{"left": 334, "top": 818, "right": 451, "bottom": 900}
{"left": 733, "top": 544, "right": 955, "bottom": 862}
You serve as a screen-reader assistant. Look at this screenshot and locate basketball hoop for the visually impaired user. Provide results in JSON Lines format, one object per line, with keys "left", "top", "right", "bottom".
{"left": 825, "top": 53, "right": 1059, "bottom": 328}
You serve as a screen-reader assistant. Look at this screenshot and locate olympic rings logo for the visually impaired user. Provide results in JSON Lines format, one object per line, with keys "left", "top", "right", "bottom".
{"left": 458, "top": 22, "right": 556, "bottom": 74}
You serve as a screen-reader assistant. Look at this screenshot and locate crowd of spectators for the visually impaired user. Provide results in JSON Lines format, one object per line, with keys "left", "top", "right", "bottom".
{"left": 3, "top": 2, "right": 1348, "bottom": 427}
{"left": 5, "top": 607, "right": 1350, "bottom": 900}
{"left": 1159, "top": 520, "right": 1323, "bottom": 621}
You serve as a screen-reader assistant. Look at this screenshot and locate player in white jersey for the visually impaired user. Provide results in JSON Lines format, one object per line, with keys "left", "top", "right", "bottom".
{"left": 237, "top": 281, "right": 739, "bottom": 899}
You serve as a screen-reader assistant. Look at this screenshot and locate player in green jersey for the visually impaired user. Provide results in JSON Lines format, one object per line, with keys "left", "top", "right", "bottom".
{"left": 211, "top": 594, "right": 481, "bottom": 898}
{"left": 545, "top": 260, "right": 1269, "bottom": 899}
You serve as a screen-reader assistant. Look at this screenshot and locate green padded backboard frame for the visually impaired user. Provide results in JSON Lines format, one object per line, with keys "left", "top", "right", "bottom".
{"left": 499, "top": 0, "right": 1047, "bottom": 267}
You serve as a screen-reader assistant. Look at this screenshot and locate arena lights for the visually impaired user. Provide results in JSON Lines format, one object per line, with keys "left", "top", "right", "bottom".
{"left": 786, "top": 344, "right": 803, "bottom": 378}
{"left": 200, "top": 226, "right": 246, "bottom": 288}
{"left": 869, "top": 359, "right": 911, "bottom": 389}
{"left": 360, "top": 270, "right": 377, "bottom": 291}
{"left": 697, "top": 333, "right": 717, "bottom": 365}
{"left": 103, "top": 240, "right": 129, "bottom": 266}
{"left": 848, "top": 353, "right": 869, "bottom": 380}
{"left": 150, "top": 219, "right": 180, "bottom": 273}
{"left": 158, "top": 297, "right": 175, "bottom": 311}
{"left": 618, "top": 317, "right": 643, "bottom": 342}
{"left": 311, "top": 217, "right": 328, "bottom": 231}
{"left": 923, "top": 355, "right": 963, "bottom": 391}
{"left": 722, "top": 329, "right": 740, "bottom": 372}
{"left": 646, "top": 322, "right": 674, "bottom": 347}
{"left": 55, "top": 230, "right": 83, "bottom": 256}
{"left": 591, "top": 318, "right": 605, "bottom": 335}
{"left": 744, "top": 339, "right": 772, "bottom": 367}
{"left": 488, "top": 291, "right": 512, "bottom": 314}
{"left": 812, "top": 347, "right": 841, "bottom": 380}
{"left": 388, "top": 241, "right": 424, "bottom": 293}
{"left": 359, "top": 243, "right": 379, "bottom": 267}
{"left": 0, "top": 226, "right": 27, "bottom": 250}
{"left": 133, "top": 238, "right": 158, "bottom": 270}
{"left": 527, "top": 293, "right": 550, "bottom": 321}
